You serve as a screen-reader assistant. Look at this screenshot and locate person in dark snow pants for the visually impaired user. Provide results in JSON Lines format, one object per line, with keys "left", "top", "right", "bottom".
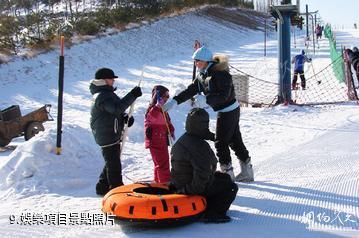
{"left": 292, "top": 49, "right": 312, "bottom": 90}
{"left": 145, "top": 85, "right": 175, "bottom": 183}
{"left": 345, "top": 47, "right": 359, "bottom": 86}
{"left": 162, "top": 46, "right": 254, "bottom": 182}
{"left": 315, "top": 24, "right": 323, "bottom": 41}
{"left": 170, "top": 108, "right": 238, "bottom": 223}
{"left": 90, "top": 67, "right": 142, "bottom": 196}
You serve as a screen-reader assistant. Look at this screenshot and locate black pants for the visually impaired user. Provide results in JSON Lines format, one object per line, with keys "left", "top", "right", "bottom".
{"left": 215, "top": 107, "right": 249, "bottom": 165}
{"left": 205, "top": 172, "right": 238, "bottom": 216}
{"left": 98, "top": 144, "right": 123, "bottom": 189}
{"left": 292, "top": 70, "right": 306, "bottom": 89}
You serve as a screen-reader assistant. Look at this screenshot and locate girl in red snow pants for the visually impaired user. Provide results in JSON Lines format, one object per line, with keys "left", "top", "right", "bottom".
{"left": 145, "top": 85, "right": 175, "bottom": 183}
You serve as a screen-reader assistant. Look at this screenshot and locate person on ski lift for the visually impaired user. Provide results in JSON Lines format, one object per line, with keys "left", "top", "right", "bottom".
{"left": 345, "top": 46, "right": 359, "bottom": 85}
{"left": 90, "top": 67, "right": 142, "bottom": 196}
{"left": 144, "top": 85, "right": 175, "bottom": 184}
{"left": 162, "top": 46, "right": 254, "bottom": 182}
{"left": 292, "top": 49, "right": 312, "bottom": 90}
{"left": 170, "top": 108, "right": 238, "bottom": 223}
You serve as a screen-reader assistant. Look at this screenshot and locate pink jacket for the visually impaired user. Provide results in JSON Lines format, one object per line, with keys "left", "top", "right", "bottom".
{"left": 145, "top": 106, "right": 174, "bottom": 149}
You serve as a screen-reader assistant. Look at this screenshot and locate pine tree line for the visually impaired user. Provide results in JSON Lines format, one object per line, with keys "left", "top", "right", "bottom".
{"left": 0, "top": 0, "right": 254, "bottom": 55}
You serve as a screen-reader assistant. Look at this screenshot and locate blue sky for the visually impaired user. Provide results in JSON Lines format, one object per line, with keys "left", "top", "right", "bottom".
{"left": 300, "top": 0, "right": 358, "bottom": 28}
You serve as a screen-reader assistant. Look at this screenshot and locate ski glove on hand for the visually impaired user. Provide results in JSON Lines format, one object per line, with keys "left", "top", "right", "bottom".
{"left": 123, "top": 113, "right": 134, "bottom": 127}
{"left": 145, "top": 127, "right": 152, "bottom": 139}
{"left": 162, "top": 98, "right": 177, "bottom": 112}
{"left": 207, "top": 132, "right": 215, "bottom": 141}
{"left": 131, "top": 86, "right": 142, "bottom": 98}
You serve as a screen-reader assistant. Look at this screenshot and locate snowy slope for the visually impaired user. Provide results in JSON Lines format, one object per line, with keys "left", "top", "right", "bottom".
{"left": 0, "top": 8, "right": 358, "bottom": 238}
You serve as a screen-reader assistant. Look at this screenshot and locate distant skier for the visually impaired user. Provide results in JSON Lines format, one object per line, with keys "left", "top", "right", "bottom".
{"left": 315, "top": 24, "right": 323, "bottom": 41}
{"left": 345, "top": 47, "right": 359, "bottom": 85}
{"left": 90, "top": 67, "right": 142, "bottom": 196}
{"left": 292, "top": 49, "right": 312, "bottom": 90}
{"left": 170, "top": 108, "right": 238, "bottom": 223}
{"left": 145, "top": 85, "right": 175, "bottom": 184}
{"left": 162, "top": 46, "right": 254, "bottom": 182}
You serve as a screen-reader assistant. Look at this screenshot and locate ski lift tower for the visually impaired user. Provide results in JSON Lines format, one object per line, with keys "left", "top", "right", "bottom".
{"left": 270, "top": 0, "right": 299, "bottom": 104}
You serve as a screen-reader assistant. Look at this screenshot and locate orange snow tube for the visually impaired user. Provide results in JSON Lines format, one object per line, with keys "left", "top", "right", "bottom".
{"left": 102, "top": 183, "right": 206, "bottom": 222}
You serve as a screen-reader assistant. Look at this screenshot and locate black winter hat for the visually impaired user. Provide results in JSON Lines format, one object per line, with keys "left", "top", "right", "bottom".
{"left": 95, "top": 68, "right": 118, "bottom": 79}
{"left": 185, "top": 108, "right": 211, "bottom": 139}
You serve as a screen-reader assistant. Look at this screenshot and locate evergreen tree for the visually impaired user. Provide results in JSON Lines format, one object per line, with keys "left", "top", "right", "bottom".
{"left": 0, "top": 15, "right": 20, "bottom": 54}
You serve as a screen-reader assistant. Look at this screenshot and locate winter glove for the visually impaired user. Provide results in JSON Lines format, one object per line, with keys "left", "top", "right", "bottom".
{"left": 207, "top": 132, "right": 215, "bottom": 141}
{"left": 123, "top": 113, "right": 134, "bottom": 127}
{"left": 145, "top": 127, "right": 152, "bottom": 139}
{"left": 162, "top": 98, "right": 177, "bottom": 112}
{"left": 130, "top": 86, "right": 142, "bottom": 98}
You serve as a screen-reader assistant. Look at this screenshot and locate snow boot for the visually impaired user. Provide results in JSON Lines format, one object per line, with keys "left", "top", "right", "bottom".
{"left": 235, "top": 157, "right": 254, "bottom": 182}
{"left": 96, "top": 182, "right": 109, "bottom": 196}
{"left": 220, "top": 162, "right": 235, "bottom": 181}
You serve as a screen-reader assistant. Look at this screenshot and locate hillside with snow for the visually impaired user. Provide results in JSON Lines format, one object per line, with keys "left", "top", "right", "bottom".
{"left": 0, "top": 7, "right": 358, "bottom": 238}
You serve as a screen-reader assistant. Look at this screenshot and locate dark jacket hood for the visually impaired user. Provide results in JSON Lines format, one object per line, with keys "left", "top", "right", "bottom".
{"left": 89, "top": 79, "right": 115, "bottom": 95}
{"left": 185, "top": 108, "right": 213, "bottom": 140}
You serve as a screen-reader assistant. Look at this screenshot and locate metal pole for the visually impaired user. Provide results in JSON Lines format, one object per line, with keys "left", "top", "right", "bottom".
{"left": 120, "top": 75, "right": 143, "bottom": 159}
{"left": 293, "top": 25, "right": 296, "bottom": 48}
{"left": 192, "top": 40, "right": 201, "bottom": 81}
{"left": 56, "top": 36, "right": 65, "bottom": 155}
{"left": 294, "top": 25, "right": 296, "bottom": 48}
{"left": 264, "top": 18, "right": 267, "bottom": 57}
{"left": 306, "top": 4, "right": 309, "bottom": 40}
{"left": 311, "top": 15, "right": 315, "bottom": 54}
{"left": 278, "top": 18, "right": 282, "bottom": 102}
{"left": 190, "top": 40, "right": 201, "bottom": 106}
{"left": 278, "top": 12, "right": 292, "bottom": 104}
{"left": 283, "top": 13, "right": 292, "bottom": 103}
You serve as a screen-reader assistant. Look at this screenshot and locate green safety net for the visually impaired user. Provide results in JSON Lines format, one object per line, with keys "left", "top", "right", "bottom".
{"left": 324, "top": 24, "right": 345, "bottom": 83}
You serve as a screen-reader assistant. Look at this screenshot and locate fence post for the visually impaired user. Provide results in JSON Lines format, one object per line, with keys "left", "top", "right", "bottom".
{"left": 56, "top": 36, "right": 65, "bottom": 155}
